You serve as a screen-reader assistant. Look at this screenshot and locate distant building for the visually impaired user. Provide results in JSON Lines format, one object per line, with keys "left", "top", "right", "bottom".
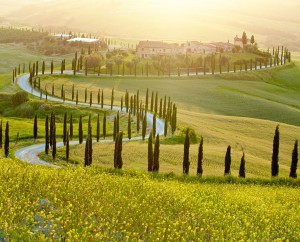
{"left": 182, "top": 41, "right": 216, "bottom": 54}
{"left": 67, "top": 37, "right": 100, "bottom": 43}
{"left": 212, "top": 41, "right": 234, "bottom": 52}
{"left": 136, "top": 41, "right": 182, "bottom": 59}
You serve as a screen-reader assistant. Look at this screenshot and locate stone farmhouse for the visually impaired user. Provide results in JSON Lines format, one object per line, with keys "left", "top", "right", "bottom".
{"left": 136, "top": 41, "right": 182, "bottom": 59}
{"left": 136, "top": 39, "right": 236, "bottom": 59}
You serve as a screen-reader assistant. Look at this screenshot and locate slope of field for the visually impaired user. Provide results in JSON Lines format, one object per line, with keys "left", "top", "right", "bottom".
{"left": 0, "top": 158, "right": 299, "bottom": 241}
{"left": 0, "top": 44, "right": 73, "bottom": 74}
{"left": 38, "top": 62, "right": 300, "bottom": 126}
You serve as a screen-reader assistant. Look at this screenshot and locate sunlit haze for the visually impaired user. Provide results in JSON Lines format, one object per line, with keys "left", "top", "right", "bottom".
{"left": 0, "top": 0, "right": 299, "bottom": 49}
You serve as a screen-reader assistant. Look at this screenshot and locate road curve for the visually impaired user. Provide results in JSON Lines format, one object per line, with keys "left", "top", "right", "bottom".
{"left": 15, "top": 74, "right": 165, "bottom": 167}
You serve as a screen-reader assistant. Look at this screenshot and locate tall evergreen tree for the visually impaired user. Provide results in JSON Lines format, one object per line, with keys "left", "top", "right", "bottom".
{"left": 52, "top": 124, "right": 56, "bottom": 161}
{"left": 152, "top": 114, "right": 156, "bottom": 137}
{"left": 164, "top": 118, "right": 168, "bottom": 137}
{"left": 148, "top": 131, "right": 153, "bottom": 171}
{"left": 42, "top": 61, "right": 45, "bottom": 75}
{"left": 63, "top": 113, "right": 67, "bottom": 145}
{"left": 98, "top": 89, "right": 100, "bottom": 105}
{"left": 154, "top": 92, "right": 158, "bottom": 115}
{"left": 183, "top": 128, "right": 190, "bottom": 174}
{"left": 197, "top": 137, "right": 204, "bottom": 176}
{"left": 289, "top": 140, "right": 298, "bottom": 178}
{"left": 145, "top": 88, "right": 149, "bottom": 112}
{"left": 239, "top": 152, "right": 246, "bottom": 178}
{"left": 33, "top": 114, "right": 38, "bottom": 140}
{"left": 72, "top": 84, "right": 75, "bottom": 101}
{"left": 114, "top": 132, "right": 123, "bottom": 169}
{"left": 4, "top": 122, "right": 9, "bottom": 157}
{"left": 153, "top": 134, "right": 160, "bottom": 172}
{"left": 79, "top": 116, "right": 83, "bottom": 144}
{"left": 128, "top": 113, "right": 132, "bottom": 140}
{"left": 90, "top": 91, "right": 93, "bottom": 107}
{"left": 150, "top": 91, "right": 154, "bottom": 112}
{"left": 224, "top": 145, "right": 231, "bottom": 175}
{"left": 111, "top": 88, "right": 114, "bottom": 110}
{"left": 101, "top": 90, "right": 104, "bottom": 108}
{"left": 142, "top": 114, "right": 147, "bottom": 140}
{"left": 103, "top": 112, "right": 107, "bottom": 139}
{"left": 85, "top": 88, "right": 87, "bottom": 103}
{"left": 113, "top": 117, "right": 117, "bottom": 141}
{"left": 66, "top": 130, "right": 69, "bottom": 162}
{"left": 76, "top": 90, "right": 78, "bottom": 105}
{"left": 96, "top": 113, "right": 100, "bottom": 142}
{"left": 271, "top": 125, "right": 280, "bottom": 177}
{"left": 51, "top": 61, "right": 53, "bottom": 74}
{"left": 45, "top": 115, "right": 49, "bottom": 155}
{"left": 0, "top": 120, "right": 2, "bottom": 149}
{"left": 70, "top": 113, "right": 73, "bottom": 140}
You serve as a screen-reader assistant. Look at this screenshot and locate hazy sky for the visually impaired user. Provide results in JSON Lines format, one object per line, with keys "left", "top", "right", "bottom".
{"left": 0, "top": 0, "right": 299, "bottom": 49}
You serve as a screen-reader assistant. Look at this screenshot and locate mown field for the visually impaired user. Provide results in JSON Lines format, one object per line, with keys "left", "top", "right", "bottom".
{"left": 0, "top": 158, "right": 299, "bottom": 241}
{"left": 38, "top": 62, "right": 300, "bottom": 126}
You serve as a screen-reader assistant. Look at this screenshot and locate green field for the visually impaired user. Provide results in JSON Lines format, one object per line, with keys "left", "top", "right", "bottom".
{"left": 0, "top": 158, "right": 299, "bottom": 241}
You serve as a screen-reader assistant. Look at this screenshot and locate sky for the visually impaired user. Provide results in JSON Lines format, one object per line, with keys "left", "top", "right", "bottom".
{"left": 0, "top": 0, "right": 299, "bottom": 49}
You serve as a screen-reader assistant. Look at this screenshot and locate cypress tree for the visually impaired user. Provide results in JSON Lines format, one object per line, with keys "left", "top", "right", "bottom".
{"left": 101, "top": 89, "right": 104, "bottom": 108}
{"left": 96, "top": 113, "right": 100, "bottom": 142}
{"left": 49, "top": 112, "right": 53, "bottom": 148}
{"left": 224, "top": 145, "right": 231, "bottom": 175}
{"left": 0, "top": 121, "right": 2, "bottom": 149}
{"left": 36, "top": 61, "right": 39, "bottom": 76}
{"left": 70, "top": 113, "right": 73, "bottom": 140}
{"left": 79, "top": 115, "right": 83, "bottom": 144}
{"left": 33, "top": 114, "right": 38, "bottom": 140}
{"left": 148, "top": 131, "right": 153, "bottom": 171}
{"left": 113, "top": 116, "right": 117, "bottom": 141}
{"left": 133, "top": 95, "right": 136, "bottom": 116}
{"left": 52, "top": 83, "right": 54, "bottom": 96}
{"left": 183, "top": 128, "right": 190, "bottom": 174}
{"left": 76, "top": 90, "right": 78, "bottom": 105}
{"left": 85, "top": 59, "right": 88, "bottom": 76}
{"left": 84, "top": 135, "right": 89, "bottom": 167}
{"left": 66, "top": 130, "right": 69, "bottom": 162}
{"left": 128, "top": 113, "right": 132, "bottom": 140}
{"left": 42, "top": 61, "right": 45, "bottom": 75}
{"left": 150, "top": 91, "right": 154, "bottom": 112}
{"left": 88, "top": 126, "right": 93, "bottom": 166}
{"left": 164, "top": 118, "right": 168, "bottom": 137}
{"left": 197, "top": 137, "right": 204, "bottom": 176}
{"left": 103, "top": 112, "right": 107, "bottom": 139}
{"left": 117, "top": 132, "right": 123, "bottom": 168}
{"left": 142, "top": 114, "right": 147, "bottom": 140}
{"left": 63, "top": 113, "right": 67, "bottom": 145}
{"left": 130, "top": 96, "right": 133, "bottom": 114}
{"left": 137, "top": 112, "right": 140, "bottom": 133}
{"left": 72, "top": 84, "right": 75, "bottom": 101}
{"left": 145, "top": 88, "right": 149, "bottom": 112}
{"left": 51, "top": 61, "right": 53, "bottom": 74}
{"left": 239, "top": 152, "right": 246, "bottom": 178}
{"left": 45, "top": 115, "right": 49, "bottom": 155}
{"left": 111, "top": 88, "right": 114, "bottom": 110}
{"left": 116, "top": 111, "right": 120, "bottom": 134}
{"left": 98, "top": 89, "right": 100, "bottom": 105}
{"left": 4, "top": 122, "right": 9, "bottom": 157}
{"left": 85, "top": 88, "right": 87, "bottom": 103}
{"left": 52, "top": 124, "right": 56, "bottom": 161}
{"left": 90, "top": 91, "right": 92, "bottom": 107}
{"left": 163, "top": 96, "right": 167, "bottom": 119}
{"left": 159, "top": 98, "right": 163, "bottom": 117}
{"left": 289, "top": 140, "right": 298, "bottom": 178}
{"left": 137, "top": 90, "right": 140, "bottom": 114}
{"left": 271, "top": 125, "right": 280, "bottom": 177}
{"left": 154, "top": 92, "right": 158, "bottom": 115}
{"left": 121, "top": 96, "right": 123, "bottom": 111}
{"left": 153, "top": 134, "right": 160, "bottom": 172}
{"left": 153, "top": 114, "right": 156, "bottom": 137}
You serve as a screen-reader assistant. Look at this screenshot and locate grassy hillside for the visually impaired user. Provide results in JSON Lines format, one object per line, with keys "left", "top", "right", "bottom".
{"left": 38, "top": 62, "right": 300, "bottom": 126}
{"left": 0, "top": 44, "right": 73, "bottom": 74}
{"left": 0, "top": 158, "right": 299, "bottom": 240}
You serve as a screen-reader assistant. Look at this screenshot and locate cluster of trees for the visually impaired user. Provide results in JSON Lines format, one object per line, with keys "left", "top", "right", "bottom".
{"left": 181, "top": 126, "right": 298, "bottom": 178}
{"left": 0, "top": 27, "right": 48, "bottom": 43}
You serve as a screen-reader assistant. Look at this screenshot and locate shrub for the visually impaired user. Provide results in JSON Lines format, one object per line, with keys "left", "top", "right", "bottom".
{"left": 11, "top": 91, "right": 29, "bottom": 106}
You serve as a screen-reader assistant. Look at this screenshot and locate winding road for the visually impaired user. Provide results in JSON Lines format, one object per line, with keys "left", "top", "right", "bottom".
{"left": 15, "top": 74, "right": 165, "bottom": 167}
